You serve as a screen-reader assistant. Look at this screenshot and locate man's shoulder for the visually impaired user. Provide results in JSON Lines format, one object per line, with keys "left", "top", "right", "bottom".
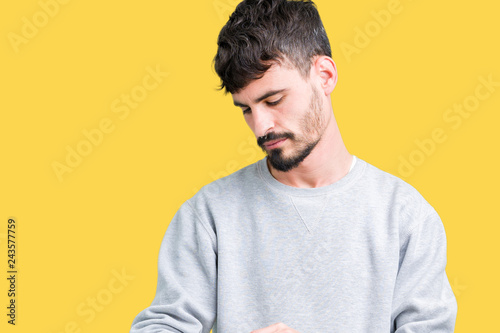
{"left": 361, "top": 158, "right": 416, "bottom": 190}
{"left": 192, "top": 158, "right": 262, "bottom": 201}
{"left": 359, "top": 157, "right": 434, "bottom": 216}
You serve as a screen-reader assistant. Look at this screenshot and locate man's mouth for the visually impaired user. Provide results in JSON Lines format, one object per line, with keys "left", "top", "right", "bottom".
{"left": 264, "top": 138, "right": 287, "bottom": 149}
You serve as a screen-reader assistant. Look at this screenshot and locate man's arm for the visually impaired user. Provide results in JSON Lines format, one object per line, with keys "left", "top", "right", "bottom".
{"left": 391, "top": 202, "right": 457, "bottom": 332}
{"left": 129, "top": 200, "right": 217, "bottom": 333}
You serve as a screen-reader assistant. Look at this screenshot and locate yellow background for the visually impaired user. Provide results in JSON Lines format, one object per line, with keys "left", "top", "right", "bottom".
{"left": 1, "top": 0, "right": 498, "bottom": 331}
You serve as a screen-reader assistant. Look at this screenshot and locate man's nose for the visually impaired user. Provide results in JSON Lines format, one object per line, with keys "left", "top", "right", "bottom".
{"left": 251, "top": 106, "right": 275, "bottom": 138}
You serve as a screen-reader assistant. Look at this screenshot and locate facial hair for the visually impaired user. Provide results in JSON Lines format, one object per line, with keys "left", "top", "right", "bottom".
{"left": 258, "top": 85, "right": 326, "bottom": 172}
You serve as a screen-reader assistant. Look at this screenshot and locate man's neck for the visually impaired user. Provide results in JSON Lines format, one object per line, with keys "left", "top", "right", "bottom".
{"left": 266, "top": 122, "right": 352, "bottom": 189}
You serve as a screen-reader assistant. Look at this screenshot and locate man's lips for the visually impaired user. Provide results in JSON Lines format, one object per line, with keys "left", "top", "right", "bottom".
{"left": 264, "top": 138, "right": 287, "bottom": 148}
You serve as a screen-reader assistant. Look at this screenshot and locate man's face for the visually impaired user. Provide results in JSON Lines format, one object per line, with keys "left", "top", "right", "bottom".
{"left": 232, "top": 62, "right": 328, "bottom": 172}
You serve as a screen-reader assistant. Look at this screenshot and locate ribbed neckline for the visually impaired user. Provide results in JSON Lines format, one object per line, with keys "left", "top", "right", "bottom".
{"left": 257, "top": 155, "right": 366, "bottom": 197}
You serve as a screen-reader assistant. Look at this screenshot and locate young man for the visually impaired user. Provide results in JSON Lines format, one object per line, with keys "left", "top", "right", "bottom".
{"left": 130, "top": 0, "right": 458, "bottom": 332}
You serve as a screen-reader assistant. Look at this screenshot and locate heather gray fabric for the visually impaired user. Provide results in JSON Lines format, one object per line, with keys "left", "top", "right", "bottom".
{"left": 130, "top": 155, "right": 457, "bottom": 333}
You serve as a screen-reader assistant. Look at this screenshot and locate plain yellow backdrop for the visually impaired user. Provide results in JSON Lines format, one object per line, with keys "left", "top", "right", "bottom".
{"left": 1, "top": 0, "right": 499, "bottom": 331}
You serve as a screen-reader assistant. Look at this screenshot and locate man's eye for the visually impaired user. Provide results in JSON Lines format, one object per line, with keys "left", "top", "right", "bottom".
{"left": 267, "top": 98, "right": 282, "bottom": 106}
{"left": 243, "top": 108, "right": 251, "bottom": 114}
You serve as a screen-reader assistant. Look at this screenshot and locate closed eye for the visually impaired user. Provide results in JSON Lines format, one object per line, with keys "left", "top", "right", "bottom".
{"left": 266, "top": 98, "right": 282, "bottom": 106}
{"left": 242, "top": 97, "right": 283, "bottom": 115}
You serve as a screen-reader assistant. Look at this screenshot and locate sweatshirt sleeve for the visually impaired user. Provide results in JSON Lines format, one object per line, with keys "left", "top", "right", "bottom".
{"left": 391, "top": 201, "right": 458, "bottom": 332}
{"left": 129, "top": 200, "right": 217, "bottom": 333}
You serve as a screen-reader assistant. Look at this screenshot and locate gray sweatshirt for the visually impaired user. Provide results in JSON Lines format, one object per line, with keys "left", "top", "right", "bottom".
{"left": 130, "top": 155, "right": 457, "bottom": 332}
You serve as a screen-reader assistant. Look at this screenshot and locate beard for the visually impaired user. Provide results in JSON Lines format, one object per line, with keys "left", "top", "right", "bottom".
{"left": 257, "top": 85, "right": 326, "bottom": 172}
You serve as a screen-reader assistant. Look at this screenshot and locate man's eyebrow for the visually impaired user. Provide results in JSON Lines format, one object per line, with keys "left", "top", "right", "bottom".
{"left": 233, "top": 88, "right": 288, "bottom": 108}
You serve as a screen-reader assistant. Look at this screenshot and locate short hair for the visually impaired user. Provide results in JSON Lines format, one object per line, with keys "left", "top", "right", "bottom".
{"left": 213, "top": 0, "right": 332, "bottom": 95}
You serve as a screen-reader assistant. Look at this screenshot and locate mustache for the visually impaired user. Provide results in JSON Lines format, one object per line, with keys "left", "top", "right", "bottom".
{"left": 257, "top": 132, "right": 294, "bottom": 147}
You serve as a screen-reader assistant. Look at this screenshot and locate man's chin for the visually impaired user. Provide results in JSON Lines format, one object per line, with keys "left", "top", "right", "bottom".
{"left": 267, "top": 152, "right": 302, "bottom": 173}
{"left": 267, "top": 141, "right": 319, "bottom": 172}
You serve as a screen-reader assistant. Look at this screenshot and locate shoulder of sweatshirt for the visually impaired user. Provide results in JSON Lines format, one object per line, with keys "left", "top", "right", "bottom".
{"left": 360, "top": 159, "right": 441, "bottom": 238}
{"left": 191, "top": 159, "right": 259, "bottom": 200}
{"left": 181, "top": 160, "right": 260, "bottom": 232}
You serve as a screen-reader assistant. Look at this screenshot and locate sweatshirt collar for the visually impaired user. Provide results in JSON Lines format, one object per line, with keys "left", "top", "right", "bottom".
{"left": 257, "top": 155, "right": 365, "bottom": 197}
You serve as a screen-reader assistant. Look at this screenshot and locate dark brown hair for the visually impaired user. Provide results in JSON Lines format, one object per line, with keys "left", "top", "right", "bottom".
{"left": 213, "top": 0, "right": 332, "bottom": 94}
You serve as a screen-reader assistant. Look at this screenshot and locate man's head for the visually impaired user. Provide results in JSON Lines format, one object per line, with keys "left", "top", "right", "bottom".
{"left": 213, "top": 0, "right": 332, "bottom": 95}
{"left": 214, "top": 0, "right": 337, "bottom": 172}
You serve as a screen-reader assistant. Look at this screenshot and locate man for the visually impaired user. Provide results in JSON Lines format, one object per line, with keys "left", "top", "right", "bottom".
{"left": 130, "top": 0, "right": 458, "bottom": 332}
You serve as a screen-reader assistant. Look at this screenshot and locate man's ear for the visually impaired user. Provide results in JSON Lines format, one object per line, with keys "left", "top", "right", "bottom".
{"left": 313, "top": 56, "right": 338, "bottom": 95}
